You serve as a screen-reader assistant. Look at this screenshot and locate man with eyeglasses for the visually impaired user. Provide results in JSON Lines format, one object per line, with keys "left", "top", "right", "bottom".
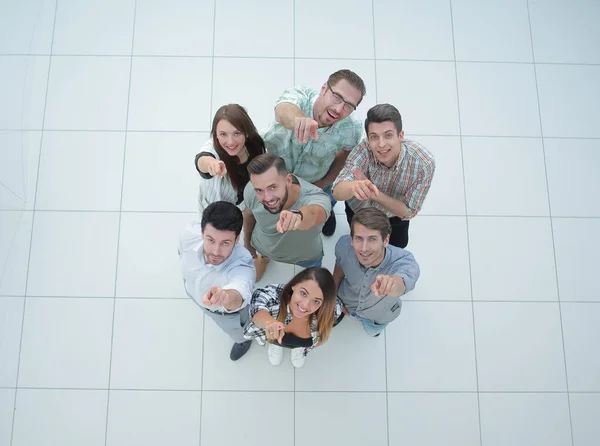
{"left": 261, "top": 69, "right": 366, "bottom": 237}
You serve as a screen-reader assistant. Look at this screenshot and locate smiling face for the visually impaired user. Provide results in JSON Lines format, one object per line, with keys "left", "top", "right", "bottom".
{"left": 289, "top": 279, "right": 324, "bottom": 319}
{"left": 215, "top": 118, "right": 247, "bottom": 160}
{"left": 367, "top": 121, "right": 404, "bottom": 168}
{"left": 313, "top": 79, "right": 362, "bottom": 128}
{"left": 351, "top": 222, "right": 389, "bottom": 268}
{"left": 250, "top": 166, "right": 291, "bottom": 214}
{"left": 202, "top": 223, "right": 238, "bottom": 266}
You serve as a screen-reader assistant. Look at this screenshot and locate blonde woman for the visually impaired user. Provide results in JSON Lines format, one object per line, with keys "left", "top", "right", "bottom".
{"left": 244, "top": 267, "right": 342, "bottom": 368}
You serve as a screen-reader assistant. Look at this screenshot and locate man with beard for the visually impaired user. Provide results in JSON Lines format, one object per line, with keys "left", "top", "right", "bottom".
{"left": 178, "top": 201, "right": 255, "bottom": 360}
{"left": 262, "top": 69, "right": 366, "bottom": 237}
{"left": 334, "top": 208, "right": 420, "bottom": 337}
{"left": 243, "top": 153, "right": 331, "bottom": 281}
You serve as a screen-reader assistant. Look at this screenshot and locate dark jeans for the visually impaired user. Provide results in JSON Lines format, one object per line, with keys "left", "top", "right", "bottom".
{"left": 344, "top": 203, "right": 410, "bottom": 249}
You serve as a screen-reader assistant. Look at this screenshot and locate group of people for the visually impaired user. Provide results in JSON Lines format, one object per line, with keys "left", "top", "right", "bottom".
{"left": 178, "top": 69, "right": 435, "bottom": 368}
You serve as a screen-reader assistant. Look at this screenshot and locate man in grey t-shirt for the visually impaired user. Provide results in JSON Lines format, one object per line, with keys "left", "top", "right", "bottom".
{"left": 243, "top": 153, "right": 331, "bottom": 281}
{"left": 334, "top": 208, "right": 420, "bottom": 337}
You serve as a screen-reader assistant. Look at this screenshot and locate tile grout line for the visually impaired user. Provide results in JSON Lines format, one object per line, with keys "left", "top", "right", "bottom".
{"left": 9, "top": 0, "right": 60, "bottom": 444}
{"left": 2, "top": 386, "right": 598, "bottom": 393}
{"left": 103, "top": 1, "right": 138, "bottom": 445}
{"left": 448, "top": 1, "right": 483, "bottom": 445}
{"left": 370, "top": 2, "right": 387, "bottom": 443}
{"left": 525, "top": 2, "right": 575, "bottom": 445}
{"left": 292, "top": 0, "right": 296, "bottom": 436}
{"left": 292, "top": 0, "right": 296, "bottom": 86}
{"left": 207, "top": 0, "right": 217, "bottom": 132}
{"left": 3, "top": 129, "right": 600, "bottom": 141}
{"left": 198, "top": 3, "right": 218, "bottom": 445}
{"left": 292, "top": 0, "right": 296, "bottom": 420}
{"left": 4, "top": 209, "right": 600, "bottom": 220}
{"left": 4, "top": 294, "right": 600, "bottom": 304}
{"left": 371, "top": 0, "right": 379, "bottom": 104}
{"left": 2, "top": 53, "right": 600, "bottom": 66}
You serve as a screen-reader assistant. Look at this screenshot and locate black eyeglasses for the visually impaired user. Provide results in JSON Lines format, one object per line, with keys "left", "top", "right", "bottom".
{"left": 326, "top": 83, "right": 357, "bottom": 113}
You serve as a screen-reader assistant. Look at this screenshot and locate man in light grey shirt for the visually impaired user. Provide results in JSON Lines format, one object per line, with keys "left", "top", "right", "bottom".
{"left": 334, "top": 208, "right": 420, "bottom": 337}
{"left": 243, "top": 153, "right": 331, "bottom": 281}
{"left": 179, "top": 201, "right": 256, "bottom": 360}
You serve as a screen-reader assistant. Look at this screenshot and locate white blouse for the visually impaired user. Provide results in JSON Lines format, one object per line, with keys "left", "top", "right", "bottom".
{"left": 196, "top": 139, "right": 245, "bottom": 217}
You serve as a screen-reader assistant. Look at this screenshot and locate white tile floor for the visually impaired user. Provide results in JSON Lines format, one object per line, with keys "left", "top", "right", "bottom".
{"left": 1, "top": 0, "right": 599, "bottom": 445}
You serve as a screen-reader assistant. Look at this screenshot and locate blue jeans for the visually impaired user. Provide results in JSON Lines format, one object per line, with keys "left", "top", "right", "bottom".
{"left": 257, "top": 252, "right": 322, "bottom": 269}
{"left": 351, "top": 312, "right": 388, "bottom": 336}
{"left": 322, "top": 184, "right": 337, "bottom": 213}
{"left": 296, "top": 257, "right": 323, "bottom": 269}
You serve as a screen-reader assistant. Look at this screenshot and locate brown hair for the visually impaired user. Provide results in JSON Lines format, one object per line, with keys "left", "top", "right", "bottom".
{"left": 350, "top": 208, "right": 392, "bottom": 240}
{"left": 276, "top": 267, "right": 337, "bottom": 345}
{"left": 364, "top": 103, "right": 403, "bottom": 135}
{"left": 247, "top": 153, "right": 288, "bottom": 177}
{"left": 211, "top": 104, "right": 265, "bottom": 192}
{"left": 328, "top": 69, "right": 366, "bottom": 105}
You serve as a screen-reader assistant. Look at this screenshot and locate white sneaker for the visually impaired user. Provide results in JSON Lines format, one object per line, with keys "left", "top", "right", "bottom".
{"left": 268, "top": 344, "right": 283, "bottom": 366}
{"left": 290, "top": 348, "right": 306, "bottom": 368}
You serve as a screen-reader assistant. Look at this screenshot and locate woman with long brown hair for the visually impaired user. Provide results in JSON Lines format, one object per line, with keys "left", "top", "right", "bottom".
{"left": 244, "top": 267, "right": 342, "bottom": 368}
{"left": 195, "top": 104, "right": 265, "bottom": 215}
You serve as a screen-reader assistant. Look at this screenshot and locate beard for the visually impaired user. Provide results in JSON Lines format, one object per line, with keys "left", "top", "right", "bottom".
{"left": 262, "top": 188, "right": 289, "bottom": 214}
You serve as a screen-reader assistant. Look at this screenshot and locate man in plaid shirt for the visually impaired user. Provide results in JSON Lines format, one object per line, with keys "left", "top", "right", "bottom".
{"left": 332, "top": 104, "right": 435, "bottom": 248}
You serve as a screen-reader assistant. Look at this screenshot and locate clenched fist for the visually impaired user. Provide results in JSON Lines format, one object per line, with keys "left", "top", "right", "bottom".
{"left": 276, "top": 210, "right": 302, "bottom": 233}
{"left": 206, "top": 158, "right": 227, "bottom": 178}
{"left": 264, "top": 320, "right": 285, "bottom": 344}
{"left": 294, "top": 117, "right": 319, "bottom": 144}
{"left": 202, "top": 286, "right": 237, "bottom": 309}
{"left": 351, "top": 180, "right": 379, "bottom": 201}
{"left": 371, "top": 275, "right": 403, "bottom": 297}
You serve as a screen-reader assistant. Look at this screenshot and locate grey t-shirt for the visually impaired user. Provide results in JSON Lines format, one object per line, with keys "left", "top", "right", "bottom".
{"left": 335, "top": 235, "right": 420, "bottom": 324}
{"left": 244, "top": 176, "right": 331, "bottom": 264}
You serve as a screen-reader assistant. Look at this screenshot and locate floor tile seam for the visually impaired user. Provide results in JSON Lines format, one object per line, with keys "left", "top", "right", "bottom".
{"left": 103, "top": 1, "right": 139, "bottom": 444}
{"left": 525, "top": 1, "right": 575, "bottom": 444}
{"left": 9, "top": 0, "right": 60, "bottom": 445}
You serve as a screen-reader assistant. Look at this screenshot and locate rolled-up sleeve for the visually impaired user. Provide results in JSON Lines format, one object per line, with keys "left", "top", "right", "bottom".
{"left": 274, "top": 86, "right": 311, "bottom": 109}
{"left": 222, "top": 262, "right": 256, "bottom": 311}
{"left": 249, "top": 285, "right": 280, "bottom": 318}
{"left": 392, "top": 251, "right": 421, "bottom": 293}
{"left": 404, "top": 164, "right": 435, "bottom": 219}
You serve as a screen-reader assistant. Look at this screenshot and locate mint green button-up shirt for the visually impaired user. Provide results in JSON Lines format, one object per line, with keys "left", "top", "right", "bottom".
{"left": 261, "top": 86, "right": 364, "bottom": 183}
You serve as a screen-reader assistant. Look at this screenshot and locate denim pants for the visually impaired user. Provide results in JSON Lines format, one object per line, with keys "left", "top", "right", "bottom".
{"left": 351, "top": 311, "right": 389, "bottom": 336}
{"left": 322, "top": 184, "right": 337, "bottom": 213}
{"left": 296, "top": 257, "right": 323, "bottom": 268}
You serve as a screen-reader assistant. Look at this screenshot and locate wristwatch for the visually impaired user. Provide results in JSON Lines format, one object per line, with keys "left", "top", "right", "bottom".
{"left": 290, "top": 209, "right": 304, "bottom": 221}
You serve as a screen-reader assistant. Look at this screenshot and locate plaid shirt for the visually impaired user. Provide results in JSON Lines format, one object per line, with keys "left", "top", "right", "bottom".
{"left": 244, "top": 284, "right": 343, "bottom": 355}
{"left": 332, "top": 138, "right": 435, "bottom": 219}
{"left": 261, "top": 86, "right": 364, "bottom": 183}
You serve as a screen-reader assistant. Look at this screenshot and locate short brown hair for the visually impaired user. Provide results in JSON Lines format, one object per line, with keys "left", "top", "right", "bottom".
{"left": 350, "top": 208, "right": 391, "bottom": 240}
{"left": 365, "top": 103, "right": 402, "bottom": 135}
{"left": 247, "top": 153, "right": 288, "bottom": 176}
{"left": 328, "top": 69, "right": 366, "bottom": 105}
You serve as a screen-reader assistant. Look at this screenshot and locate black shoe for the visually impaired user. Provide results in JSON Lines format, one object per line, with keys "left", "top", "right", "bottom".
{"left": 229, "top": 340, "right": 252, "bottom": 361}
{"left": 373, "top": 333, "right": 381, "bottom": 337}
{"left": 322, "top": 213, "right": 336, "bottom": 236}
{"left": 333, "top": 312, "right": 345, "bottom": 327}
